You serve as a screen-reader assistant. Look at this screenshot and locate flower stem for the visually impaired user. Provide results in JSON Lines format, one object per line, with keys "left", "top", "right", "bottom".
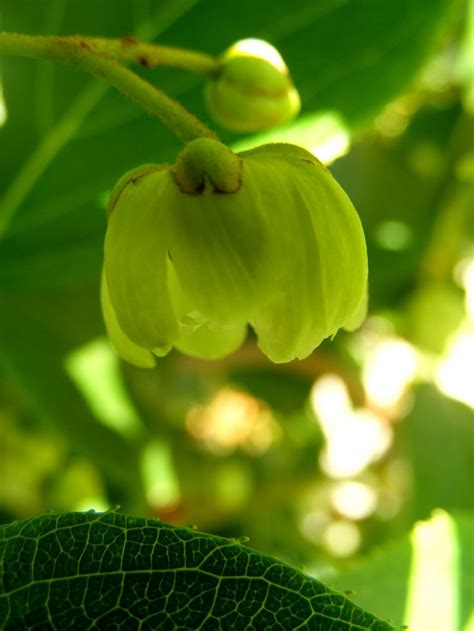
{"left": 67, "top": 35, "right": 220, "bottom": 75}
{"left": 0, "top": 31, "right": 216, "bottom": 143}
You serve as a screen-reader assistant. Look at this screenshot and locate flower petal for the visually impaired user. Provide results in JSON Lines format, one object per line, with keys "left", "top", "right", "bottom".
{"left": 104, "top": 169, "right": 179, "bottom": 350}
{"left": 101, "top": 272, "right": 156, "bottom": 368}
{"left": 166, "top": 178, "right": 267, "bottom": 326}
{"left": 244, "top": 146, "right": 367, "bottom": 362}
{"left": 176, "top": 321, "right": 247, "bottom": 360}
{"left": 290, "top": 158, "right": 368, "bottom": 333}
{"left": 233, "top": 156, "right": 323, "bottom": 361}
{"left": 165, "top": 256, "right": 246, "bottom": 360}
{"left": 343, "top": 283, "right": 368, "bottom": 332}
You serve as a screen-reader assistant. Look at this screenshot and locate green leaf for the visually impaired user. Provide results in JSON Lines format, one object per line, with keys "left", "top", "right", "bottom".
{"left": 0, "top": 0, "right": 458, "bottom": 289}
{"left": 0, "top": 510, "right": 395, "bottom": 630}
{"left": 0, "top": 288, "right": 145, "bottom": 512}
{"left": 330, "top": 511, "right": 474, "bottom": 631}
{"left": 401, "top": 384, "right": 474, "bottom": 520}
{"left": 331, "top": 102, "right": 470, "bottom": 310}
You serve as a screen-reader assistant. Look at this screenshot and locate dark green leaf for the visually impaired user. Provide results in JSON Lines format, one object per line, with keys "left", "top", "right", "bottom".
{"left": 0, "top": 510, "right": 395, "bottom": 630}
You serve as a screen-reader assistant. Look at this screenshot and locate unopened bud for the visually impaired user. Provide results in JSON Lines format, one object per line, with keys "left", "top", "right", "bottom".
{"left": 205, "top": 39, "right": 300, "bottom": 133}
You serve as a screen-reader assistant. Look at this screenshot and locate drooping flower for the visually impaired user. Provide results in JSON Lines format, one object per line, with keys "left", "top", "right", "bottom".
{"left": 102, "top": 139, "right": 367, "bottom": 367}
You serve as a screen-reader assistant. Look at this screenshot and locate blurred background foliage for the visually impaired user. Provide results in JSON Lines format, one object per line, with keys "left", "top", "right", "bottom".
{"left": 0, "top": 1, "right": 473, "bottom": 629}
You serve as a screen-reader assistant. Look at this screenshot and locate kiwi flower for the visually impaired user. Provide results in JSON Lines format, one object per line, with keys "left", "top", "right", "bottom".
{"left": 102, "top": 138, "right": 367, "bottom": 367}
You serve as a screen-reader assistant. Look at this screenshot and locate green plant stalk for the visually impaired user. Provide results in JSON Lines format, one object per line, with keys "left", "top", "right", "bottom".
{"left": 66, "top": 34, "right": 220, "bottom": 75}
{"left": 0, "top": 32, "right": 216, "bottom": 143}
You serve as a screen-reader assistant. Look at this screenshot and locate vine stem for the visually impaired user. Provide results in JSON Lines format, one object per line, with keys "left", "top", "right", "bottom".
{"left": 67, "top": 35, "right": 220, "bottom": 75}
{"left": 0, "top": 32, "right": 216, "bottom": 143}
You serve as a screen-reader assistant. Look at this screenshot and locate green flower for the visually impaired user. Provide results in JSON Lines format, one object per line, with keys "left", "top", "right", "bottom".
{"left": 205, "top": 39, "right": 300, "bottom": 133}
{"left": 102, "top": 139, "right": 367, "bottom": 367}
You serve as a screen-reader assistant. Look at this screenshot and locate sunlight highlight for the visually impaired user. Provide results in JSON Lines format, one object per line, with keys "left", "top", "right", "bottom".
{"left": 362, "top": 337, "right": 418, "bottom": 414}
{"left": 404, "top": 510, "right": 459, "bottom": 631}
{"left": 300, "top": 510, "right": 330, "bottom": 544}
{"left": 73, "top": 497, "right": 109, "bottom": 512}
{"left": 455, "top": 255, "right": 474, "bottom": 318}
{"left": 65, "top": 338, "right": 144, "bottom": 438}
{"left": 232, "top": 111, "right": 351, "bottom": 165}
{"left": 434, "top": 255, "right": 474, "bottom": 408}
{"left": 375, "top": 96, "right": 418, "bottom": 138}
{"left": 141, "top": 440, "right": 180, "bottom": 510}
{"left": 311, "top": 375, "right": 393, "bottom": 478}
{"left": 226, "top": 38, "right": 287, "bottom": 73}
{"left": 373, "top": 220, "right": 413, "bottom": 251}
{"left": 0, "top": 67, "right": 7, "bottom": 127}
{"left": 322, "top": 520, "right": 361, "bottom": 557}
{"left": 435, "top": 331, "right": 474, "bottom": 408}
{"left": 300, "top": 112, "right": 351, "bottom": 164}
{"left": 186, "top": 388, "right": 279, "bottom": 455}
{"left": 331, "top": 481, "right": 378, "bottom": 520}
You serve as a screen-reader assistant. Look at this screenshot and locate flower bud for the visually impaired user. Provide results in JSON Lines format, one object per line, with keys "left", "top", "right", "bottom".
{"left": 103, "top": 138, "right": 367, "bottom": 366}
{"left": 205, "top": 39, "right": 300, "bottom": 133}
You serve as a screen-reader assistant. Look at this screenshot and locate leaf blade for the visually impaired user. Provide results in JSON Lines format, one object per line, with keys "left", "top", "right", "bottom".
{"left": 0, "top": 511, "right": 395, "bottom": 630}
